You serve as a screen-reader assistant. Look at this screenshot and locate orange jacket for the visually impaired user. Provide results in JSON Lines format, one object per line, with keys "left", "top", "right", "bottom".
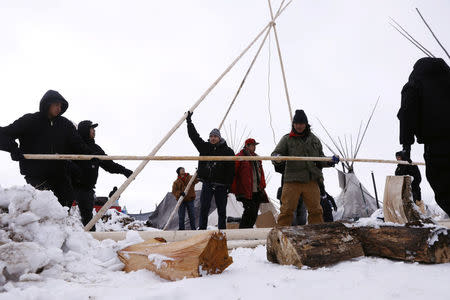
{"left": 172, "top": 173, "right": 198, "bottom": 202}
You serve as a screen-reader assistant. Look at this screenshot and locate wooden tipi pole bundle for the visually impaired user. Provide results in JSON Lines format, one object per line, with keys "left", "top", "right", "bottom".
{"left": 160, "top": 1, "right": 291, "bottom": 231}
{"left": 162, "top": 24, "right": 271, "bottom": 230}
{"left": 83, "top": 1, "right": 293, "bottom": 231}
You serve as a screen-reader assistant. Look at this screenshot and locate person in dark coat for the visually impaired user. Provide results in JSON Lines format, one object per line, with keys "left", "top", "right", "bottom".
{"left": 395, "top": 150, "right": 422, "bottom": 203}
{"left": 186, "top": 111, "right": 235, "bottom": 230}
{"left": 397, "top": 57, "right": 450, "bottom": 216}
{"left": 231, "top": 138, "right": 269, "bottom": 229}
{"left": 71, "top": 120, "right": 132, "bottom": 230}
{"left": 0, "top": 90, "right": 93, "bottom": 207}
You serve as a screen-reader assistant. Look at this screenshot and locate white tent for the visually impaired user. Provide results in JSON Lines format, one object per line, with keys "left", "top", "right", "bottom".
{"left": 333, "top": 170, "right": 378, "bottom": 221}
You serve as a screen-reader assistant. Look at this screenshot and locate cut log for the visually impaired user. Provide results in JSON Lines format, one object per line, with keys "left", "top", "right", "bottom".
{"left": 118, "top": 231, "right": 233, "bottom": 281}
{"left": 352, "top": 226, "right": 450, "bottom": 263}
{"left": 383, "top": 176, "right": 433, "bottom": 224}
{"left": 266, "top": 223, "right": 365, "bottom": 268}
{"left": 267, "top": 223, "right": 450, "bottom": 269}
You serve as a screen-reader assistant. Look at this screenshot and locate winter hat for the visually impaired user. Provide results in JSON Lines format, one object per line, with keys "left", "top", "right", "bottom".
{"left": 176, "top": 167, "right": 184, "bottom": 175}
{"left": 245, "top": 138, "right": 259, "bottom": 146}
{"left": 293, "top": 109, "right": 308, "bottom": 124}
{"left": 209, "top": 128, "right": 221, "bottom": 138}
{"left": 78, "top": 120, "right": 98, "bottom": 141}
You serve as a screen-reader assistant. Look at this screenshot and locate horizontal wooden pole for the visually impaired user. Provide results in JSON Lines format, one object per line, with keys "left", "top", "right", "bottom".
{"left": 89, "top": 228, "right": 272, "bottom": 242}
{"left": 23, "top": 154, "right": 425, "bottom": 165}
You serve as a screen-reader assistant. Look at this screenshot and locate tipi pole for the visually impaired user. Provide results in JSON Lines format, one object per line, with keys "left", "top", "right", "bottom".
{"left": 162, "top": 2, "right": 289, "bottom": 230}
{"left": 389, "top": 18, "right": 435, "bottom": 58}
{"left": 268, "top": 0, "right": 293, "bottom": 123}
{"left": 83, "top": 3, "right": 292, "bottom": 231}
{"left": 352, "top": 97, "right": 379, "bottom": 163}
{"left": 415, "top": 8, "right": 450, "bottom": 60}
{"left": 371, "top": 171, "right": 380, "bottom": 209}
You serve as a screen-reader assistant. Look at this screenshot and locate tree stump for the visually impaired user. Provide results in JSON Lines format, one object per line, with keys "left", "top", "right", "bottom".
{"left": 267, "top": 223, "right": 450, "bottom": 268}
{"left": 118, "top": 231, "right": 233, "bottom": 281}
{"left": 352, "top": 226, "right": 450, "bottom": 263}
{"left": 383, "top": 176, "right": 433, "bottom": 224}
{"left": 266, "top": 223, "right": 365, "bottom": 268}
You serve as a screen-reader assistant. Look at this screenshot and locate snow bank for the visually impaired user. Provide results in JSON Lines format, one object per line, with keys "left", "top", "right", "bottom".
{"left": 1, "top": 185, "right": 449, "bottom": 300}
{"left": 3, "top": 245, "right": 449, "bottom": 300}
{"left": 0, "top": 185, "right": 143, "bottom": 290}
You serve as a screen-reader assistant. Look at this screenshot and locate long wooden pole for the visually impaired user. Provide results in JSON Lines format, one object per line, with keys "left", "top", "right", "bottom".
{"left": 82, "top": 3, "right": 292, "bottom": 231}
{"left": 90, "top": 228, "right": 272, "bottom": 242}
{"left": 23, "top": 154, "right": 425, "bottom": 166}
{"left": 268, "top": 0, "right": 293, "bottom": 123}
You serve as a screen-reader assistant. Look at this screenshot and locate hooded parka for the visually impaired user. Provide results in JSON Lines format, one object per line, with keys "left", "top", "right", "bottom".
{"left": 0, "top": 90, "right": 93, "bottom": 178}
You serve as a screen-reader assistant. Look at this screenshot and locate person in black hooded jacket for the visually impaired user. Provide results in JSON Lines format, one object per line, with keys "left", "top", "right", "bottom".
{"left": 186, "top": 111, "right": 235, "bottom": 230}
{"left": 71, "top": 120, "right": 132, "bottom": 229}
{"left": 0, "top": 90, "right": 93, "bottom": 208}
{"left": 397, "top": 57, "right": 450, "bottom": 216}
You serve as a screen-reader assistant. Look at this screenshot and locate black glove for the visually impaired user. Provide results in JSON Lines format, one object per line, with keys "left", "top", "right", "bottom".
{"left": 109, "top": 186, "right": 118, "bottom": 198}
{"left": 123, "top": 169, "right": 133, "bottom": 178}
{"left": 186, "top": 111, "right": 193, "bottom": 123}
{"left": 180, "top": 191, "right": 186, "bottom": 197}
{"left": 10, "top": 148, "right": 25, "bottom": 162}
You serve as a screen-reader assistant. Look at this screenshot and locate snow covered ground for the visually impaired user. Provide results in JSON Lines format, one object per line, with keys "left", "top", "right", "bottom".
{"left": 1, "top": 185, "right": 449, "bottom": 300}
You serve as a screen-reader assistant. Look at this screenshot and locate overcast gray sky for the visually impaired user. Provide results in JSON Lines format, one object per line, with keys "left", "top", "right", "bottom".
{"left": 1, "top": 0, "right": 449, "bottom": 213}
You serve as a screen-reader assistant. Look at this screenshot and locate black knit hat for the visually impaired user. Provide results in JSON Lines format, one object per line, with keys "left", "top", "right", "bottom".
{"left": 176, "top": 167, "right": 184, "bottom": 175}
{"left": 293, "top": 109, "right": 308, "bottom": 124}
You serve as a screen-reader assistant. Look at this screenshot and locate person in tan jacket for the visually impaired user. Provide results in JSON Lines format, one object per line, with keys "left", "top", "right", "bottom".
{"left": 172, "top": 167, "right": 199, "bottom": 230}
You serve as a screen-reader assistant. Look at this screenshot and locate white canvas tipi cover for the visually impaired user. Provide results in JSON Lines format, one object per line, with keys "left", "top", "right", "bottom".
{"left": 334, "top": 170, "right": 377, "bottom": 220}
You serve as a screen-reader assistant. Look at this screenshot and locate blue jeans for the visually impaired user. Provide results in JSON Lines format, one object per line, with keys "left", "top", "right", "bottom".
{"left": 178, "top": 200, "right": 196, "bottom": 230}
{"left": 199, "top": 182, "right": 228, "bottom": 230}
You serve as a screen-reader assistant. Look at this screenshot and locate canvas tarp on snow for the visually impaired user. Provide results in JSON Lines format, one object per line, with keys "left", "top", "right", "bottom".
{"left": 333, "top": 170, "right": 378, "bottom": 220}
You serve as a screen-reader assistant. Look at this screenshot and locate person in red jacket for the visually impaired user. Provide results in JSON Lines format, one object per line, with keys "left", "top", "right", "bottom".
{"left": 231, "top": 138, "right": 268, "bottom": 228}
